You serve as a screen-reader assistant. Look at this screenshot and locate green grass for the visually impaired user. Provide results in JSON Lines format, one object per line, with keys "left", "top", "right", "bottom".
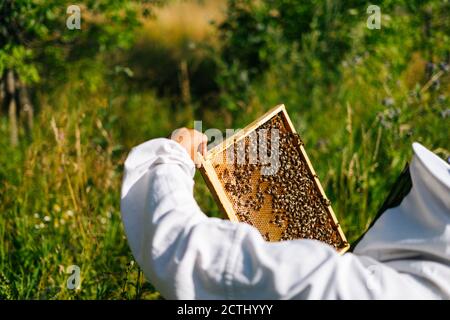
{"left": 1, "top": 66, "right": 447, "bottom": 299}
{"left": 0, "top": 88, "right": 162, "bottom": 299}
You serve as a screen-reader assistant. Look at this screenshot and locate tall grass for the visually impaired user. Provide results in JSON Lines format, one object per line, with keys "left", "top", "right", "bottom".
{"left": 0, "top": 80, "right": 181, "bottom": 298}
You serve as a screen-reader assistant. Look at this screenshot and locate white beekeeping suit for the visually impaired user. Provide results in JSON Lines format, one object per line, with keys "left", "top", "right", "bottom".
{"left": 120, "top": 140, "right": 450, "bottom": 299}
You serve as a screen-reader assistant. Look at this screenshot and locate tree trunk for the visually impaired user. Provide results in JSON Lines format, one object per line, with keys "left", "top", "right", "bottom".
{"left": 0, "top": 75, "right": 5, "bottom": 112}
{"left": 17, "top": 76, "right": 34, "bottom": 137}
{"left": 6, "top": 69, "right": 18, "bottom": 146}
{"left": 179, "top": 59, "right": 191, "bottom": 105}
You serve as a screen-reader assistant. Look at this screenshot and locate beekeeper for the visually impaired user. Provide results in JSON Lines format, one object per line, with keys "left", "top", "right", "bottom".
{"left": 120, "top": 128, "right": 450, "bottom": 299}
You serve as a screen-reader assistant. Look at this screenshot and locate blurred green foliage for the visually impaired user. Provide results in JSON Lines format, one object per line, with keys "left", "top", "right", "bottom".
{"left": 0, "top": 0, "right": 449, "bottom": 299}
{"left": 0, "top": 0, "right": 150, "bottom": 89}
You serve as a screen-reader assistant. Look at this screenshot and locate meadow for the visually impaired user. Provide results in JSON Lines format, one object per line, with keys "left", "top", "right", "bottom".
{"left": 0, "top": 0, "right": 448, "bottom": 299}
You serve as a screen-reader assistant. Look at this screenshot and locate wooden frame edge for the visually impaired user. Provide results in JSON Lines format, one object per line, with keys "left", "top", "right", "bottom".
{"left": 198, "top": 154, "right": 239, "bottom": 222}
{"left": 206, "top": 104, "right": 286, "bottom": 160}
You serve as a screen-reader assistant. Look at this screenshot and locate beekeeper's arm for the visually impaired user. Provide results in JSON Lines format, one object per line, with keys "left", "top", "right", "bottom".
{"left": 120, "top": 129, "right": 436, "bottom": 299}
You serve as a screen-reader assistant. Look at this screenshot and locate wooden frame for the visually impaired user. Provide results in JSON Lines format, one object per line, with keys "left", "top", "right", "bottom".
{"left": 199, "top": 104, "right": 350, "bottom": 254}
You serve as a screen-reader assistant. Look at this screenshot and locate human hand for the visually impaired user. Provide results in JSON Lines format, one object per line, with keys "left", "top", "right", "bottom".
{"left": 170, "top": 128, "right": 208, "bottom": 168}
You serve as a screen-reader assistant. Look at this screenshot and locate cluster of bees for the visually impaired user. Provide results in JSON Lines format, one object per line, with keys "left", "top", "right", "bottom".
{"left": 215, "top": 114, "right": 344, "bottom": 249}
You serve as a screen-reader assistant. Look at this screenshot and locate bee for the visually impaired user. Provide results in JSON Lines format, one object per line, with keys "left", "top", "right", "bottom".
{"left": 321, "top": 197, "right": 331, "bottom": 207}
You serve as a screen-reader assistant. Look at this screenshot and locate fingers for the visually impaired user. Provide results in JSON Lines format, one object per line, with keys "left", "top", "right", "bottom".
{"left": 170, "top": 127, "right": 208, "bottom": 168}
{"left": 201, "top": 140, "right": 207, "bottom": 157}
{"left": 194, "top": 132, "right": 208, "bottom": 168}
{"left": 194, "top": 156, "right": 202, "bottom": 169}
{"left": 199, "top": 133, "right": 208, "bottom": 157}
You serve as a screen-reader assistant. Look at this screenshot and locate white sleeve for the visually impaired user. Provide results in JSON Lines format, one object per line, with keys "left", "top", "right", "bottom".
{"left": 120, "top": 138, "right": 437, "bottom": 299}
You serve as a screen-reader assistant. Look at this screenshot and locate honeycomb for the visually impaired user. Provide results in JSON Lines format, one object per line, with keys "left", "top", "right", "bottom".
{"left": 200, "top": 106, "right": 349, "bottom": 252}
